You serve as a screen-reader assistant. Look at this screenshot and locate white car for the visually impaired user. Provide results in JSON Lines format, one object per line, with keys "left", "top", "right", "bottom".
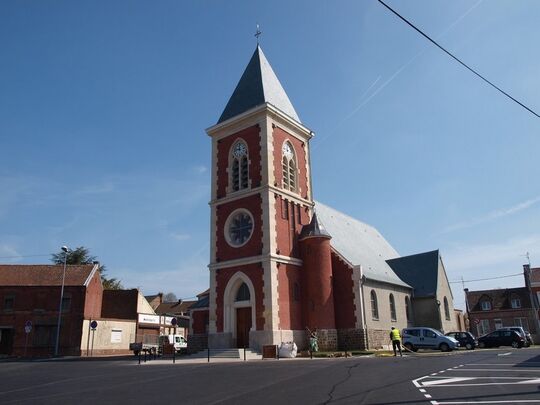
{"left": 402, "top": 327, "right": 459, "bottom": 352}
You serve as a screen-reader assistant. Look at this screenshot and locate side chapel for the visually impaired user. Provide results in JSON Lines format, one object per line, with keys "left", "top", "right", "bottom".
{"left": 189, "top": 45, "right": 457, "bottom": 351}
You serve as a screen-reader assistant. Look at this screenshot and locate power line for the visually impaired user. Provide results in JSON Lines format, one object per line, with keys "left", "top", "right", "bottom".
{"left": 449, "top": 272, "right": 522, "bottom": 284}
{"left": 378, "top": 0, "right": 540, "bottom": 119}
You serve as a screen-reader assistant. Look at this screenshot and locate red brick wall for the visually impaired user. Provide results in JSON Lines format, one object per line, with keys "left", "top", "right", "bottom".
{"left": 192, "top": 309, "right": 209, "bottom": 334}
{"left": 101, "top": 289, "right": 138, "bottom": 320}
{"left": 84, "top": 271, "right": 103, "bottom": 319}
{"left": 215, "top": 194, "right": 263, "bottom": 262}
{"left": 215, "top": 264, "right": 265, "bottom": 332}
{"left": 0, "top": 285, "right": 88, "bottom": 356}
{"left": 216, "top": 125, "right": 261, "bottom": 198}
{"left": 272, "top": 126, "right": 309, "bottom": 199}
{"left": 331, "top": 252, "right": 357, "bottom": 329}
{"left": 300, "top": 237, "right": 336, "bottom": 330}
{"left": 277, "top": 263, "right": 303, "bottom": 330}
{"left": 274, "top": 196, "right": 309, "bottom": 258}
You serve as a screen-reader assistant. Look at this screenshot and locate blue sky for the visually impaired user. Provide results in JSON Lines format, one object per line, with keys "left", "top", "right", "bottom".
{"left": 1, "top": 0, "right": 539, "bottom": 309}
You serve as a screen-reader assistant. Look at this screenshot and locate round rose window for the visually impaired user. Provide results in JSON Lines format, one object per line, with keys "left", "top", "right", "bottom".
{"left": 226, "top": 210, "right": 254, "bottom": 247}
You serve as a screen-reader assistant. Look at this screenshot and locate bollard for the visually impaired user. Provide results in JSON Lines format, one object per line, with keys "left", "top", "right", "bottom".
{"left": 138, "top": 351, "right": 141, "bottom": 365}
{"left": 144, "top": 351, "right": 147, "bottom": 363}
{"left": 173, "top": 349, "right": 176, "bottom": 364}
{"left": 244, "top": 347, "right": 246, "bottom": 362}
{"left": 207, "top": 348, "right": 210, "bottom": 363}
{"left": 276, "top": 345, "right": 279, "bottom": 360}
{"left": 310, "top": 350, "right": 313, "bottom": 359}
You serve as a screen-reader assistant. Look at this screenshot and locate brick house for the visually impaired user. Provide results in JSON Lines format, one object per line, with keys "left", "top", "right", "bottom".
{"left": 465, "top": 286, "right": 538, "bottom": 341}
{"left": 0, "top": 264, "right": 102, "bottom": 356}
{"left": 187, "top": 289, "right": 209, "bottom": 354}
{"left": 526, "top": 265, "right": 540, "bottom": 319}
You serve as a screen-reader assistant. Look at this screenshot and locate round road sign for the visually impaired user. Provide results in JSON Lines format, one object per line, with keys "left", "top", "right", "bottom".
{"left": 474, "top": 318, "right": 480, "bottom": 325}
{"left": 25, "top": 320, "right": 32, "bottom": 328}
{"left": 171, "top": 317, "right": 178, "bottom": 326}
{"left": 25, "top": 325, "right": 32, "bottom": 334}
{"left": 90, "top": 320, "right": 98, "bottom": 330}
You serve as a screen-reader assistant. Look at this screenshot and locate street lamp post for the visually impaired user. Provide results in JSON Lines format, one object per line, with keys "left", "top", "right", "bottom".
{"left": 54, "top": 246, "right": 69, "bottom": 357}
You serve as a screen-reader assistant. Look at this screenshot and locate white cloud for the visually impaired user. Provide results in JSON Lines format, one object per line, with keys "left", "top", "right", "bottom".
{"left": 442, "top": 195, "right": 540, "bottom": 233}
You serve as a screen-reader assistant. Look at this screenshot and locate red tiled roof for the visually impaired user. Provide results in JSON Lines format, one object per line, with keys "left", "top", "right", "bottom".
{"left": 0, "top": 264, "right": 96, "bottom": 287}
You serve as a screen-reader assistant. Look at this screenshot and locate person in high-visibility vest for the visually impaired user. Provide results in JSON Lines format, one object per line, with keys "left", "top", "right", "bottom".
{"left": 390, "top": 327, "right": 402, "bottom": 356}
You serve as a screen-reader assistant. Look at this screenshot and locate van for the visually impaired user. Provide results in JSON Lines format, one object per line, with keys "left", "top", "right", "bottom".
{"left": 158, "top": 334, "right": 188, "bottom": 354}
{"left": 402, "top": 327, "right": 459, "bottom": 352}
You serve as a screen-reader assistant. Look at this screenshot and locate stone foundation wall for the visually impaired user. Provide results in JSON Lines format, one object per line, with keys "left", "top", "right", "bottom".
{"left": 316, "top": 329, "right": 338, "bottom": 351}
{"left": 337, "top": 328, "right": 367, "bottom": 350}
{"left": 367, "top": 329, "right": 391, "bottom": 350}
{"left": 187, "top": 333, "right": 208, "bottom": 354}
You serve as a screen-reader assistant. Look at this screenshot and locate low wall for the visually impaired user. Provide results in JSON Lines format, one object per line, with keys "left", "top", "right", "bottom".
{"left": 187, "top": 333, "right": 208, "bottom": 354}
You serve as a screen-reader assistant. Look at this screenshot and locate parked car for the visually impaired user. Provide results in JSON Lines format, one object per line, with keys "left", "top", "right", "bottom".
{"left": 477, "top": 330, "right": 525, "bottom": 349}
{"left": 402, "top": 327, "right": 459, "bottom": 352}
{"left": 498, "top": 327, "right": 533, "bottom": 347}
{"left": 445, "top": 331, "right": 477, "bottom": 350}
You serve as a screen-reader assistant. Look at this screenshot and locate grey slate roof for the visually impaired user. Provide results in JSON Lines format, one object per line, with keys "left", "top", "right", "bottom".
{"left": 386, "top": 250, "right": 440, "bottom": 297}
{"left": 299, "top": 212, "right": 331, "bottom": 240}
{"left": 218, "top": 46, "right": 300, "bottom": 124}
{"left": 314, "top": 202, "right": 410, "bottom": 288}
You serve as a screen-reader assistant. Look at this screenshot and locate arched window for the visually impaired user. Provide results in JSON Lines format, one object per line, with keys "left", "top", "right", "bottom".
{"left": 235, "top": 282, "right": 250, "bottom": 302}
{"left": 281, "top": 141, "right": 297, "bottom": 192}
{"left": 370, "top": 290, "right": 379, "bottom": 320}
{"left": 389, "top": 294, "right": 397, "bottom": 321}
{"left": 231, "top": 141, "right": 249, "bottom": 192}
{"left": 405, "top": 296, "right": 411, "bottom": 322}
{"left": 444, "top": 297, "right": 451, "bottom": 320}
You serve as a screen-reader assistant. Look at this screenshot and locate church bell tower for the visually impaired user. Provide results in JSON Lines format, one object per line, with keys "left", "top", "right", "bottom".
{"left": 206, "top": 45, "right": 316, "bottom": 350}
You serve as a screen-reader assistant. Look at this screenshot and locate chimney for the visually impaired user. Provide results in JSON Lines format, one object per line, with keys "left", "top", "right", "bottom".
{"left": 524, "top": 264, "right": 531, "bottom": 289}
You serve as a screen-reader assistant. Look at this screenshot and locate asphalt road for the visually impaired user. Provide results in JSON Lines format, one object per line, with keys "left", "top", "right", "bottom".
{"left": 1, "top": 348, "right": 539, "bottom": 405}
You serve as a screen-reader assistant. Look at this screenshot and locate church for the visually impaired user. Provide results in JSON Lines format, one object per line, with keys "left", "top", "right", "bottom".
{"left": 188, "top": 45, "right": 457, "bottom": 352}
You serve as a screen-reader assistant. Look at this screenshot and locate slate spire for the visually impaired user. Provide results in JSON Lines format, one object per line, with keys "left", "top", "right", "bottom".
{"left": 299, "top": 212, "right": 331, "bottom": 241}
{"left": 218, "top": 46, "right": 300, "bottom": 124}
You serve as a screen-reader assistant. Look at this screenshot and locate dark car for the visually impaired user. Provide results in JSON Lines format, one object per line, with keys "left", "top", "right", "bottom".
{"left": 477, "top": 330, "right": 525, "bottom": 349}
{"left": 498, "top": 327, "right": 534, "bottom": 347}
{"left": 445, "top": 331, "right": 477, "bottom": 350}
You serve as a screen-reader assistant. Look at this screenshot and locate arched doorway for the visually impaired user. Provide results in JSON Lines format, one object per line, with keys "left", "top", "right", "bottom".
{"left": 223, "top": 272, "right": 256, "bottom": 348}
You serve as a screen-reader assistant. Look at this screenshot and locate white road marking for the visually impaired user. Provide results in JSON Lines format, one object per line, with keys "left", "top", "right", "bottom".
{"left": 419, "top": 389, "right": 426, "bottom": 393}
{"left": 430, "top": 372, "right": 438, "bottom": 376}
{"left": 518, "top": 378, "right": 540, "bottom": 384}
{"left": 497, "top": 352, "right": 512, "bottom": 356}
{"left": 425, "top": 394, "right": 432, "bottom": 398}
{"left": 422, "top": 377, "right": 475, "bottom": 386}
{"left": 472, "top": 362, "right": 540, "bottom": 366}
{"left": 450, "top": 368, "right": 540, "bottom": 372}
{"left": 434, "top": 401, "right": 540, "bottom": 404}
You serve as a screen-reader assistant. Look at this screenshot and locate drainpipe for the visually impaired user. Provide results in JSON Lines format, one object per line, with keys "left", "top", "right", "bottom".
{"left": 355, "top": 265, "right": 368, "bottom": 350}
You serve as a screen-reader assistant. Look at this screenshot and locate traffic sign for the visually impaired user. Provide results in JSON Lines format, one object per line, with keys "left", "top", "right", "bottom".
{"left": 171, "top": 317, "right": 178, "bottom": 326}
{"left": 474, "top": 318, "right": 480, "bottom": 325}
{"left": 90, "top": 320, "right": 98, "bottom": 330}
{"left": 24, "top": 325, "right": 32, "bottom": 334}
{"left": 25, "top": 320, "right": 32, "bottom": 328}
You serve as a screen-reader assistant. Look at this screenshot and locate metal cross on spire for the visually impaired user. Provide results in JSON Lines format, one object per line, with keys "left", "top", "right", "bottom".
{"left": 255, "top": 24, "right": 262, "bottom": 45}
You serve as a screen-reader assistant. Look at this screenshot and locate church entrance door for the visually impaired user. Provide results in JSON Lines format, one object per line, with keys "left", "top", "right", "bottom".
{"left": 236, "top": 307, "right": 251, "bottom": 348}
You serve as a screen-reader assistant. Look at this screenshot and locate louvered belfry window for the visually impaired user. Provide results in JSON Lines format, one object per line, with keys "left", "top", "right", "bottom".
{"left": 281, "top": 141, "right": 297, "bottom": 192}
{"left": 231, "top": 141, "right": 249, "bottom": 192}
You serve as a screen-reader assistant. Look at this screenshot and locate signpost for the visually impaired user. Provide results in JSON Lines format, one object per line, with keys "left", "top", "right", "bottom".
{"left": 24, "top": 321, "right": 32, "bottom": 357}
{"left": 90, "top": 320, "right": 98, "bottom": 357}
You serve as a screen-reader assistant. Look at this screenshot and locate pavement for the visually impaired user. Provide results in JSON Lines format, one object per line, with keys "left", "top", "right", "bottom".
{"left": 0, "top": 347, "right": 538, "bottom": 404}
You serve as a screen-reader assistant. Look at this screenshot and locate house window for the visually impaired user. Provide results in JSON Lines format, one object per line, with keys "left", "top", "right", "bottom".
{"left": 61, "top": 296, "right": 71, "bottom": 312}
{"left": 370, "top": 290, "right": 379, "bottom": 320}
{"left": 444, "top": 297, "right": 451, "bottom": 321}
{"left": 111, "top": 329, "right": 122, "bottom": 343}
{"left": 478, "top": 319, "right": 490, "bottom": 336}
{"left": 281, "top": 141, "right": 297, "bottom": 192}
{"left": 3, "top": 295, "right": 14, "bottom": 311}
{"left": 389, "top": 294, "right": 396, "bottom": 321}
{"left": 235, "top": 283, "right": 250, "bottom": 302}
{"left": 405, "top": 296, "right": 411, "bottom": 322}
{"left": 230, "top": 140, "right": 249, "bottom": 192}
{"left": 481, "top": 300, "right": 491, "bottom": 311}
{"left": 494, "top": 319, "right": 503, "bottom": 330}
{"left": 511, "top": 298, "right": 521, "bottom": 309}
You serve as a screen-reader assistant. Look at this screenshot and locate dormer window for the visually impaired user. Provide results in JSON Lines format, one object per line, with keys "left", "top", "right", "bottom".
{"left": 231, "top": 141, "right": 249, "bottom": 192}
{"left": 282, "top": 141, "right": 297, "bottom": 192}
{"left": 481, "top": 300, "right": 491, "bottom": 311}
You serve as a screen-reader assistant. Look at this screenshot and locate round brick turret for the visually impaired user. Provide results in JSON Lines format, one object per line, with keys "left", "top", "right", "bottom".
{"left": 299, "top": 213, "right": 336, "bottom": 331}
